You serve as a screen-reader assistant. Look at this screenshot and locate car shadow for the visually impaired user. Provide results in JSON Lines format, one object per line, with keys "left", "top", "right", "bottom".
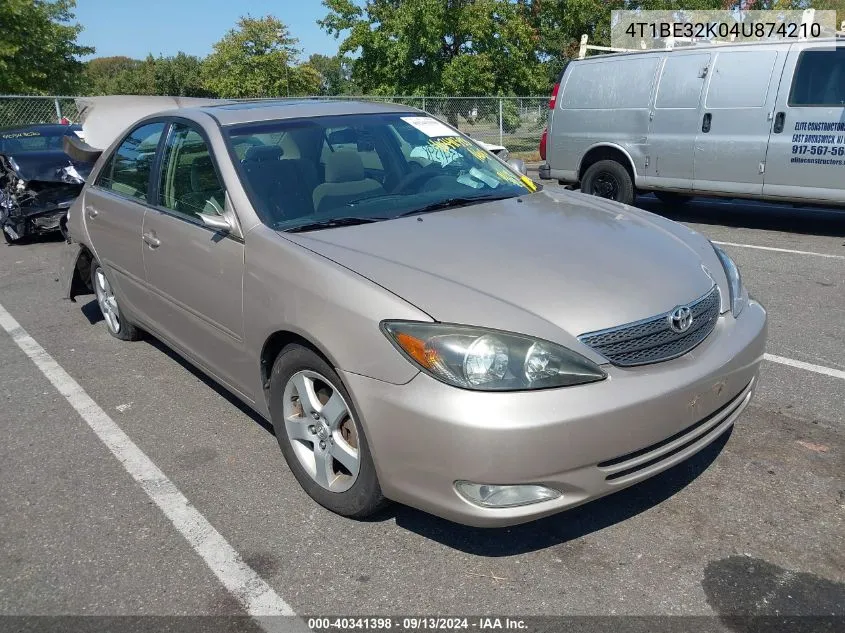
{"left": 380, "top": 429, "right": 731, "bottom": 556}
{"left": 141, "top": 335, "right": 276, "bottom": 437}
{"left": 80, "top": 298, "right": 104, "bottom": 325}
{"left": 636, "top": 194, "right": 845, "bottom": 238}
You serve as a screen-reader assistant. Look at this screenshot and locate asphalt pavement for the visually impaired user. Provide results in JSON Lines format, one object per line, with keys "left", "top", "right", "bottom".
{"left": 0, "top": 189, "right": 842, "bottom": 631}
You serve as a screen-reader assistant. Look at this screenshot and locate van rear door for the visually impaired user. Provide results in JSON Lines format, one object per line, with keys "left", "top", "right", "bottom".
{"left": 693, "top": 48, "right": 787, "bottom": 196}
{"left": 763, "top": 45, "right": 845, "bottom": 205}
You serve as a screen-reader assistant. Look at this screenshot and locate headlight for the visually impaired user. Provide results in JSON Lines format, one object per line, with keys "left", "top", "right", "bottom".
{"left": 381, "top": 321, "right": 606, "bottom": 391}
{"left": 712, "top": 244, "right": 747, "bottom": 317}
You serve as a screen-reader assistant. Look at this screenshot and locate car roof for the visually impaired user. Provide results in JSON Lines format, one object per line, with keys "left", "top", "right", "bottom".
{"left": 175, "top": 99, "right": 422, "bottom": 127}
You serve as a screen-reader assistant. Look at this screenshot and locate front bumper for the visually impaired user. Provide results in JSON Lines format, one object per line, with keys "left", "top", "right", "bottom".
{"left": 341, "top": 301, "right": 767, "bottom": 527}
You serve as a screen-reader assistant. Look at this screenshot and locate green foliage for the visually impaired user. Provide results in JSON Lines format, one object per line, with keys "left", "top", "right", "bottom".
{"left": 82, "top": 53, "right": 210, "bottom": 96}
{"left": 201, "top": 16, "right": 321, "bottom": 98}
{"left": 0, "top": 0, "right": 93, "bottom": 94}
{"left": 319, "top": 0, "right": 548, "bottom": 96}
{"left": 500, "top": 99, "right": 520, "bottom": 134}
{"left": 306, "top": 53, "right": 357, "bottom": 95}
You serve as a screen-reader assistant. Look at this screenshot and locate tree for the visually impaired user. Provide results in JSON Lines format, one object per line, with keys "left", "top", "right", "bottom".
{"left": 83, "top": 53, "right": 209, "bottom": 96}
{"left": 201, "top": 16, "right": 321, "bottom": 98}
{"left": 306, "top": 53, "right": 357, "bottom": 95}
{"left": 83, "top": 56, "right": 144, "bottom": 95}
{"left": 319, "top": 0, "right": 548, "bottom": 96}
{"left": 0, "top": 0, "right": 94, "bottom": 94}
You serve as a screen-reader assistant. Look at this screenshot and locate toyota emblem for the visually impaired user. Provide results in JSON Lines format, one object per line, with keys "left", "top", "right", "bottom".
{"left": 669, "top": 306, "right": 693, "bottom": 333}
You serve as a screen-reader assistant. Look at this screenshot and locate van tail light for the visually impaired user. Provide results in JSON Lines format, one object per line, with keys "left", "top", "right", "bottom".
{"left": 548, "top": 83, "right": 560, "bottom": 110}
{"left": 539, "top": 128, "right": 547, "bottom": 161}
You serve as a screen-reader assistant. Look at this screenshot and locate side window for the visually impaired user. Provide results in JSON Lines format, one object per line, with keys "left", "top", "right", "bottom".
{"left": 789, "top": 49, "right": 845, "bottom": 107}
{"left": 96, "top": 122, "right": 164, "bottom": 201}
{"left": 158, "top": 123, "right": 226, "bottom": 220}
{"left": 704, "top": 51, "right": 778, "bottom": 109}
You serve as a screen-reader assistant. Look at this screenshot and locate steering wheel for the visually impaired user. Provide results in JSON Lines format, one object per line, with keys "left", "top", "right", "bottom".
{"left": 392, "top": 167, "right": 440, "bottom": 194}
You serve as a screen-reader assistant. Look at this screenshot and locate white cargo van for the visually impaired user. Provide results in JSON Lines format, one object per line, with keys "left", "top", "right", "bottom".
{"left": 540, "top": 39, "right": 845, "bottom": 207}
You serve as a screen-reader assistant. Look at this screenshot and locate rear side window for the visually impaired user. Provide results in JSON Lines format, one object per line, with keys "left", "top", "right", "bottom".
{"left": 655, "top": 54, "right": 711, "bottom": 109}
{"left": 96, "top": 122, "right": 165, "bottom": 201}
{"left": 704, "top": 51, "right": 778, "bottom": 109}
{"left": 158, "top": 123, "right": 226, "bottom": 220}
{"left": 789, "top": 49, "right": 845, "bottom": 107}
{"left": 560, "top": 57, "right": 659, "bottom": 109}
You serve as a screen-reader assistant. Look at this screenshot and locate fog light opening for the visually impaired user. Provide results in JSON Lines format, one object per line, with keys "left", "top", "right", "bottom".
{"left": 455, "top": 481, "right": 561, "bottom": 508}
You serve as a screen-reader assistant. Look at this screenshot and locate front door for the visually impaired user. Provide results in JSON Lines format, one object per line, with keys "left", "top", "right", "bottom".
{"left": 763, "top": 46, "right": 845, "bottom": 204}
{"left": 84, "top": 121, "right": 165, "bottom": 317}
{"left": 647, "top": 53, "right": 710, "bottom": 190}
{"left": 693, "top": 49, "right": 787, "bottom": 196}
{"left": 141, "top": 121, "right": 250, "bottom": 398}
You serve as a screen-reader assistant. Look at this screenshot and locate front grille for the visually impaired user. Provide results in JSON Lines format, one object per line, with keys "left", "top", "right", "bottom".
{"left": 579, "top": 286, "right": 721, "bottom": 367}
{"left": 597, "top": 381, "right": 753, "bottom": 482}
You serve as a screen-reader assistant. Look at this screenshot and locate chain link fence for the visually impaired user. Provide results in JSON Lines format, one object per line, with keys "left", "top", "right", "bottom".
{"left": 0, "top": 95, "right": 547, "bottom": 157}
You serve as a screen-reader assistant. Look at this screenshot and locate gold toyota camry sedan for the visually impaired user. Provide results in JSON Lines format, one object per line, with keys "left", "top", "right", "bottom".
{"left": 62, "top": 100, "right": 767, "bottom": 527}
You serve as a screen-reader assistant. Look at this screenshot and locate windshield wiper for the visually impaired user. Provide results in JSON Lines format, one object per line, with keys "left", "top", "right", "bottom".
{"left": 396, "top": 194, "right": 517, "bottom": 218}
{"left": 283, "top": 216, "right": 387, "bottom": 233}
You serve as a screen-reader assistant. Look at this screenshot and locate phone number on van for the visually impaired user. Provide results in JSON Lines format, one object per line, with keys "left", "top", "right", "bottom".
{"left": 792, "top": 145, "right": 845, "bottom": 157}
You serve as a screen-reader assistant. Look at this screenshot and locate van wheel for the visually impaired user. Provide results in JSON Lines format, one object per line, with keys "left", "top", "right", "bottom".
{"left": 654, "top": 192, "right": 692, "bottom": 206}
{"left": 268, "top": 344, "right": 388, "bottom": 519}
{"left": 582, "top": 160, "right": 634, "bottom": 206}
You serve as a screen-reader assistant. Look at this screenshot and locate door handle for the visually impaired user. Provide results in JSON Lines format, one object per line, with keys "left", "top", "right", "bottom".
{"left": 702, "top": 112, "right": 712, "bottom": 134}
{"left": 86, "top": 205, "right": 99, "bottom": 219}
{"left": 142, "top": 232, "right": 160, "bottom": 248}
{"left": 773, "top": 112, "right": 785, "bottom": 134}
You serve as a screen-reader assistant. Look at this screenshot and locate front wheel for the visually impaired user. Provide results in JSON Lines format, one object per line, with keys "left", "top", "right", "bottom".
{"left": 581, "top": 159, "right": 635, "bottom": 206}
{"left": 91, "top": 262, "right": 140, "bottom": 341}
{"left": 269, "top": 344, "right": 387, "bottom": 518}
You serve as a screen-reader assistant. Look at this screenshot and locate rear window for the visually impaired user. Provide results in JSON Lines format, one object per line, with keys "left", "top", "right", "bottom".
{"left": 560, "top": 57, "right": 659, "bottom": 110}
{"left": 789, "top": 48, "right": 845, "bottom": 107}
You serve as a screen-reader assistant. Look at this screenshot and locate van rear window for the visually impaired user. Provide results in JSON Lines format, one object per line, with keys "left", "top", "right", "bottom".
{"left": 560, "top": 57, "right": 658, "bottom": 110}
{"left": 789, "top": 49, "right": 845, "bottom": 107}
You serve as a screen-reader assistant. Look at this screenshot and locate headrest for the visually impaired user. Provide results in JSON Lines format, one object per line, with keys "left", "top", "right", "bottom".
{"left": 190, "top": 155, "right": 219, "bottom": 192}
{"left": 244, "top": 145, "right": 283, "bottom": 162}
{"left": 324, "top": 151, "right": 365, "bottom": 183}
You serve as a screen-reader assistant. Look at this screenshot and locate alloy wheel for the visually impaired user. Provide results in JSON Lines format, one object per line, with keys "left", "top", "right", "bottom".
{"left": 282, "top": 370, "right": 360, "bottom": 493}
{"left": 94, "top": 267, "right": 121, "bottom": 335}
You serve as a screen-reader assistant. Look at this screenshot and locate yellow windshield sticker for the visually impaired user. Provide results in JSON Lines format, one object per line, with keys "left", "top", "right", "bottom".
{"left": 520, "top": 175, "right": 538, "bottom": 191}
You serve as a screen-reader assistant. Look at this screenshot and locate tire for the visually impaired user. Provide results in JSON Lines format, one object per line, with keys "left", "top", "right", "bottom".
{"left": 581, "top": 159, "right": 635, "bottom": 206}
{"left": 654, "top": 191, "right": 692, "bottom": 206}
{"left": 90, "top": 261, "right": 140, "bottom": 341}
{"left": 268, "top": 344, "right": 387, "bottom": 518}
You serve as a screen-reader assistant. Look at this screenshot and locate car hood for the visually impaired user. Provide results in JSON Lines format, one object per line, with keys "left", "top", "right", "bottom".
{"left": 285, "top": 190, "right": 721, "bottom": 341}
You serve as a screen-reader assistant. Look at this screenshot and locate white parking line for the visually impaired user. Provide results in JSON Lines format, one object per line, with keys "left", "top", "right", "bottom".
{"left": 765, "top": 353, "right": 845, "bottom": 381}
{"left": 0, "top": 302, "right": 302, "bottom": 631}
{"left": 713, "top": 241, "right": 845, "bottom": 260}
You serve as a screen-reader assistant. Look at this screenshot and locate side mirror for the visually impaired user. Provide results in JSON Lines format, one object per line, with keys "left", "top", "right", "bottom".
{"left": 198, "top": 212, "right": 232, "bottom": 233}
{"left": 508, "top": 158, "right": 527, "bottom": 176}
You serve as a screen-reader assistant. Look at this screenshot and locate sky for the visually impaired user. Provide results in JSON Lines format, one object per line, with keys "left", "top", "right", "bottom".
{"left": 73, "top": 0, "right": 343, "bottom": 61}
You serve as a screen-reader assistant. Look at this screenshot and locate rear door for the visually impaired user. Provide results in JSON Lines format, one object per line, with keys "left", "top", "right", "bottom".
{"left": 84, "top": 121, "right": 165, "bottom": 317}
{"left": 763, "top": 45, "right": 845, "bottom": 204}
{"left": 141, "top": 120, "right": 250, "bottom": 397}
{"left": 646, "top": 53, "right": 711, "bottom": 190}
{"left": 693, "top": 48, "right": 787, "bottom": 195}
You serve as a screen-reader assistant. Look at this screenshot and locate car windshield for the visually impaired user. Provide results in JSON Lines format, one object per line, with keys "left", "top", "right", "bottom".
{"left": 226, "top": 113, "right": 536, "bottom": 231}
{"left": 0, "top": 128, "right": 78, "bottom": 153}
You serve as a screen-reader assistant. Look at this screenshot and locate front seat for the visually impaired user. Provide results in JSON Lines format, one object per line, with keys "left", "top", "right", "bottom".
{"left": 312, "top": 151, "right": 385, "bottom": 215}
